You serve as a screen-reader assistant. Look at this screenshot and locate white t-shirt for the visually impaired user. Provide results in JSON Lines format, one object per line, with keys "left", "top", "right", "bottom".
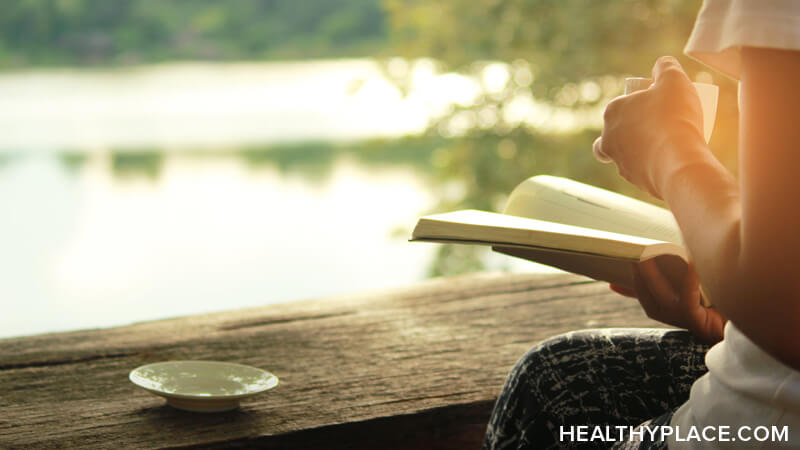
{"left": 670, "top": 1, "right": 800, "bottom": 448}
{"left": 683, "top": 0, "right": 800, "bottom": 79}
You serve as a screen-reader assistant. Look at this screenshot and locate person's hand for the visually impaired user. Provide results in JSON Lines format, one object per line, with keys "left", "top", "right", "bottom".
{"left": 593, "top": 56, "right": 707, "bottom": 199}
{"left": 610, "top": 260, "right": 727, "bottom": 344}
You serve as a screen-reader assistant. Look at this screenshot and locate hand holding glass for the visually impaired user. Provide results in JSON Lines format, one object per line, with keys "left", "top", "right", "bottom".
{"left": 624, "top": 77, "right": 718, "bottom": 142}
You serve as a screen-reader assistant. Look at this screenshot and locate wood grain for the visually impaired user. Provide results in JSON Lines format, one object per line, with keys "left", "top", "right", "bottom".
{"left": 0, "top": 272, "right": 664, "bottom": 449}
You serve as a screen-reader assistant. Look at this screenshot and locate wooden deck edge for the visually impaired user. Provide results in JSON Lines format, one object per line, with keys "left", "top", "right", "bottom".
{"left": 173, "top": 399, "right": 496, "bottom": 450}
{"left": 1, "top": 272, "right": 663, "bottom": 449}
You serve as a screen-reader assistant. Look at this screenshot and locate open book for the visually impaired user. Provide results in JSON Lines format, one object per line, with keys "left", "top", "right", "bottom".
{"left": 411, "top": 175, "right": 709, "bottom": 305}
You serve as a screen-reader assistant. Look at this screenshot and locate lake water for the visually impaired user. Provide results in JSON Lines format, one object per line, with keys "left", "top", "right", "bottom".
{"left": 0, "top": 60, "right": 549, "bottom": 339}
{"left": 0, "top": 59, "right": 466, "bottom": 152}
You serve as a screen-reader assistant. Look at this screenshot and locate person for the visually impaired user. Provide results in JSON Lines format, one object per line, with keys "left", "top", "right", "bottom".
{"left": 483, "top": 1, "right": 800, "bottom": 448}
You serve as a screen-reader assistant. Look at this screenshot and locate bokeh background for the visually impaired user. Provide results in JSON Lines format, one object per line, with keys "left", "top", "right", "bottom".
{"left": 0, "top": 0, "right": 739, "bottom": 338}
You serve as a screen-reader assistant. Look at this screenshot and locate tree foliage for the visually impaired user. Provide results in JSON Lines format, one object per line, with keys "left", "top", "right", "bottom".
{"left": 0, "top": 0, "right": 387, "bottom": 67}
{"left": 384, "top": 0, "right": 740, "bottom": 275}
{"left": 387, "top": 0, "right": 710, "bottom": 101}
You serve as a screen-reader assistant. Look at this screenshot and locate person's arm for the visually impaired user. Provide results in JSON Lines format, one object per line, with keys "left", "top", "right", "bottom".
{"left": 596, "top": 52, "right": 800, "bottom": 369}
{"left": 714, "top": 47, "right": 800, "bottom": 365}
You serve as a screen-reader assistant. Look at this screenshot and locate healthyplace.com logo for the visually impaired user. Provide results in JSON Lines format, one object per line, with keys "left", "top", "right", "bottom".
{"left": 560, "top": 425, "right": 789, "bottom": 443}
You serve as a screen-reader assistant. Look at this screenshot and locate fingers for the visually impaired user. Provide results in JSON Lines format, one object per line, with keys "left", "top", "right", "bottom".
{"left": 680, "top": 264, "right": 725, "bottom": 344}
{"left": 652, "top": 56, "right": 690, "bottom": 87}
{"left": 638, "top": 259, "right": 679, "bottom": 304}
{"left": 702, "top": 308, "right": 727, "bottom": 344}
{"left": 631, "top": 259, "right": 726, "bottom": 344}
{"left": 633, "top": 264, "right": 663, "bottom": 320}
{"left": 592, "top": 137, "right": 613, "bottom": 163}
{"left": 609, "top": 283, "right": 636, "bottom": 298}
{"left": 595, "top": 95, "right": 625, "bottom": 164}
{"left": 679, "top": 263, "right": 701, "bottom": 306}
{"left": 634, "top": 259, "right": 685, "bottom": 326}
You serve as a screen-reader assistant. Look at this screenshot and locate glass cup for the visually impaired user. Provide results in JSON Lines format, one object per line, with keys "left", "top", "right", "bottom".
{"left": 625, "top": 77, "right": 719, "bottom": 142}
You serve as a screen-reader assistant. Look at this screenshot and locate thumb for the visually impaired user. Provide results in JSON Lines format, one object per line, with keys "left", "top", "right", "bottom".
{"left": 680, "top": 264, "right": 701, "bottom": 305}
{"left": 652, "top": 56, "right": 690, "bottom": 87}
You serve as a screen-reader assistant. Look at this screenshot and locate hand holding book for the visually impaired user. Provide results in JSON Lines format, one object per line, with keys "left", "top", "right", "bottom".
{"left": 411, "top": 175, "right": 710, "bottom": 303}
{"left": 611, "top": 260, "right": 726, "bottom": 344}
{"left": 411, "top": 59, "right": 721, "bottom": 340}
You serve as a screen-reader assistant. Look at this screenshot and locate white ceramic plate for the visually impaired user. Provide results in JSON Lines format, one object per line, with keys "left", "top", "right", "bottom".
{"left": 129, "top": 360, "right": 279, "bottom": 412}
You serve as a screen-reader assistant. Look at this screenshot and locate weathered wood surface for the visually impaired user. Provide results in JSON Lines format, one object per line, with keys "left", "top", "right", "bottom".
{"left": 0, "top": 272, "right": 663, "bottom": 449}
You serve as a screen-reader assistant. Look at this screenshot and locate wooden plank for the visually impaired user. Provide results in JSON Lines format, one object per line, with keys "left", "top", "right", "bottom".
{"left": 0, "top": 272, "right": 664, "bottom": 449}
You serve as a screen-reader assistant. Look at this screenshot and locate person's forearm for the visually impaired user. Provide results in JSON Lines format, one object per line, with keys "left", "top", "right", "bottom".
{"left": 660, "top": 136, "right": 800, "bottom": 368}
{"left": 598, "top": 52, "right": 800, "bottom": 367}
{"left": 658, "top": 142, "right": 742, "bottom": 310}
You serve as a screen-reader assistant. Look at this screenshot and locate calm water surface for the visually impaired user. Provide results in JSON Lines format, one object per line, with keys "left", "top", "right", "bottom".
{"left": 0, "top": 153, "right": 450, "bottom": 338}
{"left": 0, "top": 60, "right": 545, "bottom": 339}
{"left": 0, "top": 60, "right": 459, "bottom": 152}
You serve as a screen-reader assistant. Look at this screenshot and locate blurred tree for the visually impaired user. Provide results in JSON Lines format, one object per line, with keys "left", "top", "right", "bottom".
{"left": 0, "top": 0, "right": 387, "bottom": 66}
{"left": 383, "top": 0, "right": 740, "bottom": 275}
{"left": 386, "top": 0, "right": 707, "bottom": 102}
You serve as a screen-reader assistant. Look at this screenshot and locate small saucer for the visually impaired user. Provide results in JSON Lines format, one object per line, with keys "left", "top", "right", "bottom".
{"left": 129, "top": 360, "right": 279, "bottom": 412}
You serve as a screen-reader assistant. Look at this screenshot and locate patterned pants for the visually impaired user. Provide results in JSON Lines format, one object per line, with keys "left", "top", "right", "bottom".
{"left": 483, "top": 329, "right": 710, "bottom": 450}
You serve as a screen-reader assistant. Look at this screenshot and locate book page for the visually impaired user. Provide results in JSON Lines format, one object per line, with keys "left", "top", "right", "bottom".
{"left": 411, "top": 209, "right": 685, "bottom": 261}
{"left": 503, "top": 176, "right": 683, "bottom": 245}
